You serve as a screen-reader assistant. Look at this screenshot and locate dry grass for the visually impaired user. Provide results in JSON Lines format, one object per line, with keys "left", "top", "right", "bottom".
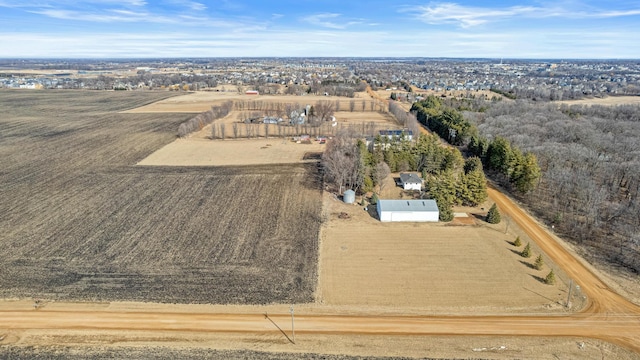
{"left": 0, "top": 90, "right": 321, "bottom": 304}
{"left": 138, "top": 138, "right": 326, "bottom": 166}
{"left": 556, "top": 96, "right": 640, "bottom": 106}
{"left": 318, "top": 192, "right": 567, "bottom": 314}
{"left": 123, "top": 92, "right": 384, "bottom": 113}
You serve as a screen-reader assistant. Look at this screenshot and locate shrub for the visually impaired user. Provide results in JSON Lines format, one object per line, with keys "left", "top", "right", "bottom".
{"left": 545, "top": 270, "right": 556, "bottom": 285}
{"left": 513, "top": 236, "right": 522, "bottom": 247}
{"left": 486, "top": 203, "right": 501, "bottom": 224}
{"left": 370, "top": 193, "right": 379, "bottom": 205}
{"left": 521, "top": 242, "right": 532, "bottom": 258}
{"left": 534, "top": 254, "right": 544, "bottom": 270}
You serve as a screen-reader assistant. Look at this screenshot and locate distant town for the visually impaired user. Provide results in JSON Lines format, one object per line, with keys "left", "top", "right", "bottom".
{"left": 1, "top": 58, "right": 639, "bottom": 100}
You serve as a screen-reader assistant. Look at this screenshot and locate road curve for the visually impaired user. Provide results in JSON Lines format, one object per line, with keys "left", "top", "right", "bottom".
{"left": 1, "top": 186, "right": 639, "bottom": 355}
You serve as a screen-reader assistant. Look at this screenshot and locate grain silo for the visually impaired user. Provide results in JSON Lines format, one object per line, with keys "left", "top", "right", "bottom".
{"left": 343, "top": 190, "right": 355, "bottom": 204}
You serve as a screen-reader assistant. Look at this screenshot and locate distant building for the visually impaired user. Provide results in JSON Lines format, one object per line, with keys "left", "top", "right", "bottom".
{"left": 379, "top": 129, "right": 413, "bottom": 141}
{"left": 245, "top": 90, "right": 259, "bottom": 95}
{"left": 399, "top": 173, "right": 422, "bottom": 191}
{"left": 377, "top": 199, "right": 439, "bottom": 222}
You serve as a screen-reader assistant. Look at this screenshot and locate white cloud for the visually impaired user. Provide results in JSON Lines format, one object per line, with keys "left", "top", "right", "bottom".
{"left": 408, "top": 2, "right": 640, "bottom": 28}
{"left": 304, "top": 13, "right": 346, "bottom": 29}
{"left": 2, "top": 27, "right": 639, "bottom": 58}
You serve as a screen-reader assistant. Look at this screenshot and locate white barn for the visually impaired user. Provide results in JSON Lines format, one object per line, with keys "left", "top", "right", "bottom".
{"left": 399, "top": 173, "right": 422, "bottom": 191}
{"left": 377, "top": 199, "right": 439, "bottom": 222}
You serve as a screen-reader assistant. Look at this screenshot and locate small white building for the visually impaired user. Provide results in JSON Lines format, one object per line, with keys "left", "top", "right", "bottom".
{"left": 399, "top": 173, "right": 422, "bottom": 191}
{"left": 377, "top": 199, "right": 439, "bottom": 222}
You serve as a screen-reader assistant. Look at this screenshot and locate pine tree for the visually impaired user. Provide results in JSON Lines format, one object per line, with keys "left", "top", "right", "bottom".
{"left": 513, "top": 236, "right": 522, "bottom": 247}
{"left": 464, "top": 169, "right": 488, "bottom": 206}
{"left": 534, "top": 254, "right": 544, "bottom": 270}
{"left": 433, "top": 194, "right": 454, "bottom": 222}
{"left": 486, "top": 203, "right": 501, "bottom": 224}
{"left": 521, "top": 242, "right": 532, "bottom": 258}
{"left": 545, "top": 270, "right": 556, "bottom": 285}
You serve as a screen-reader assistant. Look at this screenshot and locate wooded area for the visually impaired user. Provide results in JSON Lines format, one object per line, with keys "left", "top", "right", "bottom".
{"left": 467, "top": 101, "right": 640, "bottom": 273}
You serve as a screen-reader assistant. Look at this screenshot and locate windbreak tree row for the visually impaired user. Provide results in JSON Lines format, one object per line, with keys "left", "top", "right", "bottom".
{"left": 177, "top": 101, "right": 232, "bottom": 137}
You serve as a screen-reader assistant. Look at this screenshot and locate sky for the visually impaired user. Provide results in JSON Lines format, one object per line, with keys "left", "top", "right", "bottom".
{"left": 0, "top": 0, "right": 639, "bottom": 58}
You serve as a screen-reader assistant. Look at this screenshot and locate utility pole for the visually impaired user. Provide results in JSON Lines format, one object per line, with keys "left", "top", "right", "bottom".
{"left": 290, "top": 305, "right": 295, "bottom": 344}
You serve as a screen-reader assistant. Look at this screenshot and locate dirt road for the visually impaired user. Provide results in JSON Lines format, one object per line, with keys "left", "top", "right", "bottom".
{"left": 1, "top": 187, "right": 640, "bottom": 355}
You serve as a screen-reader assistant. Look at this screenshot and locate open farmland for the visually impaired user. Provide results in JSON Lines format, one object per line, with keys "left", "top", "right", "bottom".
{"left": 0, "top": 90, "right": 321, "bottom": 304}
{"left": 123, "top": 91, "right": 385, "bottom": 113}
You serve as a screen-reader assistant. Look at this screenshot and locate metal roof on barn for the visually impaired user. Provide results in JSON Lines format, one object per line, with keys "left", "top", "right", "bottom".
{"left": 377, "top": 199, "right": 439, "bottom": 212}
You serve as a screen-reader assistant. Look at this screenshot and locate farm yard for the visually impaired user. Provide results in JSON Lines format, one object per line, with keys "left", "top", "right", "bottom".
{"left": 318, "top": 193, "right": 569, "bottom": 314}
{"left": 0, "top": 90, "right": 321, "bottom": 304}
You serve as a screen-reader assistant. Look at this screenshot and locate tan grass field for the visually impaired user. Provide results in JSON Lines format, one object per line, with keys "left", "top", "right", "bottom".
{"left": 137, "top": 138, "right": 325, "bottom": 166}
{"left": 123, "top": 91, "right": 384, "bottom": 113}
{"left": 317, "top": 192, "right": 568, "bottom": 314}
{"left": 556, "top": 96, "right": 640, "bottom": 106}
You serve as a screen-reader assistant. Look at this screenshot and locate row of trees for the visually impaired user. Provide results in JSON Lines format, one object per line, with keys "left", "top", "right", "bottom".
{"left": 177, "top": 101, "right": 232, "bottom": 138}
{"left": 468, "top": 135, "right": 541, "bottom": 194}
{"left": 388, "top": 101, "right": 421, "bottom": 136}
{"left": 409, "top": 95, "right": 540, "bottom": 195}
{"left": 411, "top": 96, "right": 475, "bottom": 145}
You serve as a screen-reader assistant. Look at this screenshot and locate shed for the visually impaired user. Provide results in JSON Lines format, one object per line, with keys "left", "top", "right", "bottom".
{"left": 377, "top": 199, "right": 439, "bottom": 222}
{"left": 399, "top": 173, "right": 422, "bottom": 191}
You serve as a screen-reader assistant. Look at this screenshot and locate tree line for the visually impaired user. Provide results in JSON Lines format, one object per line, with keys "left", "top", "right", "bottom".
{"left": 177, "top": 101, "right": 232, "bottom": 138}
{"left": 411, "top": 95, "right": 541, "bottom": 194}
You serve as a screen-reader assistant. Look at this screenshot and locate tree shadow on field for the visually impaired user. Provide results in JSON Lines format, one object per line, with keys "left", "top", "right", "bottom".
{"left": 509, "top": 248, "right": 524, "bottom": 257}
{"left": 530, "top": 274, "right": 548, "bottom": 284}
{"left": 519, "top": 260, "right": 537, "bottom": 270}
{"left": 264, "top": 313, "right": 295, "bottom": 344}
{"left": 505, "top": 239, "right": 517, "bottom": 247}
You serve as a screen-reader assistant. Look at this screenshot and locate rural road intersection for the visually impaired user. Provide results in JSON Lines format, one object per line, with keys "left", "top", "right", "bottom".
{"left": 1, "top": 187, "right": 639, "bottom": 354}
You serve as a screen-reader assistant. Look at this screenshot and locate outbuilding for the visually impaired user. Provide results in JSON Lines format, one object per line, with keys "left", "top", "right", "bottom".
{"left": 377, "top": 199, "right": 439, "bottom": 222}
{"left": 399, "top": 173, "right": 423, "bottom": 191}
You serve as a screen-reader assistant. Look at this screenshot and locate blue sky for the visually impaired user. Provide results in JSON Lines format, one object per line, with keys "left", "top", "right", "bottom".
{"left": 0, "top": 0, "right": 639, "bottom": 58}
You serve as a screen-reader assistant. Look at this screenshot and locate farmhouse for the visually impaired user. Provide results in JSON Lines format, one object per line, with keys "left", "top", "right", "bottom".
{"left": 399, "top": 172, "right": 422, "bottom": 191}
{"left": 377, "top": 199, "right": 439, "bottom": 222}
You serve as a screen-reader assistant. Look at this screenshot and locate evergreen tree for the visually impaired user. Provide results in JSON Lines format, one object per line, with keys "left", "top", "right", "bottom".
{"left": 513, "top": 236, "right": 522, "bottom": 247}
{"left": 463, "top": 157, "right": 483, "bottom": 174}
{"left": 534, "top": 254, "right": 544, "bottom": 270}
{"left": 370, "top": 193, "right": 379, "bottom": 205}
{"left": 545, "top": 270, "right": 556, "bottom": 285}
{"left": 433, "top": 194, "right": 454, "bottom": 222}
{"left": 464, "top": 169, "right": 488, "bottom": 206}
{"left": 487, "top": 136, "right": 512, "bottom": 173}
{"left": 486, "top": 203, "right": 501, "bottom": 224}
{"left": 513, "top": 152, "right": 541, "bottom": 194}
{"left": 521, "top": 242, "right": 532, "bottom": 258}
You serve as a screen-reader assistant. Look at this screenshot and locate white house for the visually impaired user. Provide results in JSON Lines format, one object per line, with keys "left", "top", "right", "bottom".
{"left": 377, "top": 199, "right": 439, "bottom": 222}
{"left": 399, "top": 173, "right": 422, "bottom": 191}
